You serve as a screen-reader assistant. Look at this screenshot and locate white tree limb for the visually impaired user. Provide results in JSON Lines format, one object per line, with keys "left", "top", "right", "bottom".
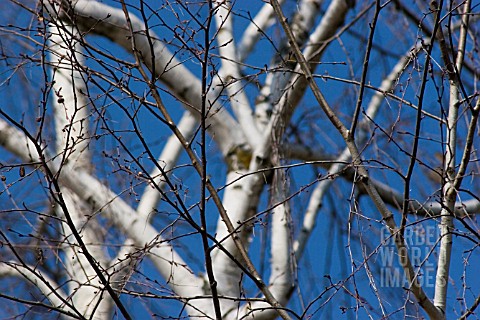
{"left": 285, "top": 143, "right": 480, "bottom": 217}
{"left": 237, "top": 0, "right": 286, "bottom": 62}
{"left": 211, "top": 170, "right": 264, "bottom": 316}
{"left": 238, "top": 166, "right": 293, "bottom": 320}
{"left": 136, "top": 111, "right": 197, "bottom": 221}
{"left": 269, "top": 0, "right": 442, "bottom": 316}
{"left": 278, "top": 0, "right": 353, "bottom": 115}
{"left": 214, "top": 0, "right": 261, "bottom": 148}
{"left": 0, "top": 118, "right": 211, "bottom": 317}
{"left": 49, "top": 0, "right": 244, "bottom": 156}
{"left": 434, "top": 1, "right": 471, "bottom": 315}
{"left": 0, "top": 262, "right": 77, "bottom": 317}
{"left": 49, "top": 20, "right": 110, "bottom": 318}
{"left": 293, "top": 45, "right": 418, "bottom": 258}
{"left": 213, "top": 4, "right": 337, "bottom": 315}
{"left": 255, "top": 0, "right": 323, "bottom": 131}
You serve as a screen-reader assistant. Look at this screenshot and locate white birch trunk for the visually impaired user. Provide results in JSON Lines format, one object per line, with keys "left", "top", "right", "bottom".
{"left": 434, "top": 1, "right": 471, "bottom": 315}
{"left": 49, "top": 21, "right": 112, "bottom": 318}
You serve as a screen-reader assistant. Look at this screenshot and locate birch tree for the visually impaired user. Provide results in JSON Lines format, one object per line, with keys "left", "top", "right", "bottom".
{"left": 0, "top": 0, "right": 479, "bottom": 319}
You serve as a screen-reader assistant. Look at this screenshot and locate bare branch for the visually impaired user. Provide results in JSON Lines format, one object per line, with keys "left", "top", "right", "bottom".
{"left": 0, "top": 117, "right": 208, "bottom": 315}
{"left": 270, "top": 0, "right": 443, "bottom": 317}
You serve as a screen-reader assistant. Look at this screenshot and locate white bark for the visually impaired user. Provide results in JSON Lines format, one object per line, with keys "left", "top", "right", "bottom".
{"left": 433, "top": 94, "right": 457, "bottom": 316}
{"left": 2, "top": 1, "right": 477, "bottom": 318}
{"left": 49, "top": 25, "right": 90, "bottom": 171}
{"left": 285, "top": 143, "right": 480, "bottom": 217}
{"left": 211, "top": 3, "right": 334, "bottom": 316}
{"left": 57, "top": 191, "right": 112, "bottom": 318}
{"left": 63, "top": 169, "right": 212, "bottom": 317}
